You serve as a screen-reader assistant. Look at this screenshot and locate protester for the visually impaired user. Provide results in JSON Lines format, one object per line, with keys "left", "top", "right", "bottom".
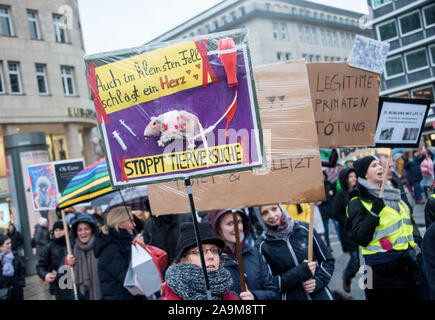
{"left": 422, "top": 222, "right": 435, "bottom": 300}
{"left": 142, "top": 213, "right": 191, "bottom": 267}
{"left": 65, "top": 214, "right": 101, "bottom": 300}
{"left": 93, "top": 205, "right": 145, "bottom": 300}
{"left": 331, "top": 167, "right": 360, "bottom": 293}
{"left": 347, "top": 156, "right": 426, "bottom": 300}
{"left": 36, "top": 220, "right": 72, "bottom": 300}
{"left": 424, "top": 196, "right": 435, "bottom": 228}
{"left": 33, "top": 217, "right": 50, "bottom": 257}
{"left": 404, "top": 150, "right": 425, "bottom": 204}
{"left": 420, "top": 150, "right": 434, "bottom": 199}
{"left": 132, "top": 210, "right": 145, "bottom": 234}
{"left": 7, "top": 223, "right": 24, "bottom": 254}
{"left": 0, "top": 234, "right": 25, "bottom": 300}
{"left": 206, "top": 209, "right": 279, "bottom": 300}
{"left": 319, "top": 170, "right": 339, "bottom": 249}
{"left": 255, "top": 204, "right": 334, "bottom": 300}
{"left": 161, "top": 222, "right": 239, "bottom": 300}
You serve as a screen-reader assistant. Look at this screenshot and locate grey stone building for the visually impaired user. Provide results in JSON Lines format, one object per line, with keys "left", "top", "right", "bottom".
{"left": 147, "top": 0, "right": 371, "bottom": 66}
{"left": 368, "top": 0, "right": 435, "bottom": 145}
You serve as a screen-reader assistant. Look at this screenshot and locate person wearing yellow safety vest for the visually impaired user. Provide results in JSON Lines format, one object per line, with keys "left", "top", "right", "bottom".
{"left": 347, "top": 156, "right": 426, "bottom": 300}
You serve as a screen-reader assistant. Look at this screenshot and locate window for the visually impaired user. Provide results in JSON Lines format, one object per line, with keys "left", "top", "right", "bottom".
{"left": 340, "top": 31, "right": 345, "bottom": 47}
{"left": 298, "top": 25, "right": 304, "bottom": 42}
{"left": 299, "top": 9, "right": 305, "bottom": 16}
{"left": 377, "top": 20, "right": 398, "bottom": 41}
{"left": 302, "top": 53, "right": 307, "bottom": 61}
{"left": 320, "top": 13, "right": 325, "bottom": 20}
{"left": 27, "top": 10, "right": 40, "bottom": 39}
{"left": 392, "top": 91, "right": 409, "bottom": 99}
{"left": 333, "top": 31, "right": 338, "bottom": 47}
{"left": 35, "top": 64, "right": 48, "bottom": 95}
{"left": 339, "top": 17, "right": 343, "bottom": 23}
{"left": 285, "top": 53, "right": 292, "bottom": 60}
{"left": 430, "top": 44, "right": 435, "bottom": 66}
{"left": 333, "top": 16, "right": 337, "bottom": 22}
{"left": 239, "top": 7, "right": 245, "bottom": 16}
{"left": 327, "top": 30, "right": 332, "bottom": 47}
{"left": 305, "top": 26, "right": 311, "bottom": 43}
{"left": 61, "top": 66, "right": 75, "bottom": 96}
{"left": 320, "top": 29, "right": 326, "bottom": 45}
{"left": 346, "top": 33, "right": 352, "bottom": 48}
{"left": 313, "top": 12, "right": 318, "bottom": 18}
{"left": 423, "top": 4, "right": 435, "bottom": 28}
{"left": 280, "top": 23, "right": 287, "bottom": 40}
{"left": 0, "top": 61, "right": 4, "bottom": 94}
{"left": 306, "top": 10, "right": 311, "bottom": 17}
{"left": 405, "top": 48, "right": 429, "bottom": 73}
{"left": 316, "top": 55, "right": 320, "bottom": 62}
{"left": 266, "top": 3, "right": 271, "bottom": 12}
{"left": 221, "top": 16, "right": 227, "bottom": 25}
{"left": 213, "top": 20, "right": 219, "bottom": 30}
{"left": 230, "top": 11, "right": 237, "bottom": 21}
{"left": 385, "top": 56, "right": 404, "bottom": 78}
{"left": 372, "top": 0, "right": 391, "bottom": 9}
{"left": 309, "top": 54, "right": 314, "bottom": 62}
{"left": 311, "top": 27, "right": 318, "bottom": 44}
{"left": 336, "top": 57, "right": 341, "bottom": 61}
{"left": 273, "top": 22, "right": 279, "bottom": 39}
{"left": 8, "top": 62, "right": 22, "bottom": 94}
{"left": 324, "top": 56, "right": 329, "bottom": 62}
{"left": 399, "top": 10, "right": 422, "bottom": 36}
{"left": 205, "top": 25, "right": 211, "bottom": 33}
{"left": 0, "top": 6, "right": 13, "bottom": 36}
{"left": 292, "top": 7, "right": 297, "bottom": 15}
{"left": 53, "top": 14, "right": 68, "bottom": 43}
{"left": 412, "top": 86, "right": 434, "bottom": 103}
{"left": 277, "top": 52, "right": 283, "bottom": 61}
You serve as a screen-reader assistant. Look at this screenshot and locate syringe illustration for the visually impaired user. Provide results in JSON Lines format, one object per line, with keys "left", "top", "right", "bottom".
{"left": 119, "top": 119, "right": 139, "bottom": 140}
{"left": 112, "top": 130, "right": 127, "bottom": 151}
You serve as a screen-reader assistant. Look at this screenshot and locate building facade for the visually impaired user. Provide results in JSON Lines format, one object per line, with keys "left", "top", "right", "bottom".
{"left": 148, "top": 0, "right": 371, "bottom": 66}
{"left": 368, "top": 0, "right": 435, "bottom": 145}
{"left": 0, "top": 0, "right": 100, "bottom": 208}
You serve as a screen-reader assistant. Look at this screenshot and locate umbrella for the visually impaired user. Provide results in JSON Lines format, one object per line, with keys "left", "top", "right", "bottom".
{"left": 57, "top": 158, "right": 112, "bottom": 210}
{"left": 107, "top": 185, "right": 148, "bottom": 211}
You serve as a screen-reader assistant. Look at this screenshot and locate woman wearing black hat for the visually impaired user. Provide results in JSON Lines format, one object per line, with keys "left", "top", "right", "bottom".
{"left": 347, "top": 156, "right": 426, "bottom": 300}
{"left": 206, "top": 209, "right": 279, "bottom": 300}
{"left": 65, "top": 214, "right": 101, "bottom": 300}
{"left": 0, "top": 234, "right": 25, "bottom": 300}
{"left": 161, "top": 222, "right": 239, "bottom": 300}
{"left": 36, "top": 220, "right": 73, "bottom": 300}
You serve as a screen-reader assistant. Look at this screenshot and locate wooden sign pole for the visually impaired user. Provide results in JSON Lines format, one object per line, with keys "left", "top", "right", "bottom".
{"left": 379, "top": 148, "right": 392, "bottom": 197}
{"left": 308, "top": 203, "right": 315, "bottom": 262}
{"left": 232, "top": 210, "right": 246, "bottom": 292}
{"left": 60, "top": 210, "right": 78, "bottom": 300}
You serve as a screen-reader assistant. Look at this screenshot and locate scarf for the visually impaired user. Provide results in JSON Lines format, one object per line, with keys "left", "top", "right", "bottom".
{"left": 0, "top": 251, "right": 14, "bottom": 277}
{"left": 254, "top": 205, "right": 295, "bottom": 240}
{"left": 165, "top": 263, "right": 233, "bottom": 300}
{"left": 109, "top": 228, "right": 133, "bottom": 252}
{"left": 358, "top": 178, "right": 402, "bottom": 212}
{"left": 74, "top": 235, "right": 101, "bottom": 300}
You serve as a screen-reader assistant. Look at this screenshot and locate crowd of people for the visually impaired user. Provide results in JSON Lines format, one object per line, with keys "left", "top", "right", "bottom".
{"left": 1, "top": 149, "right": 435, "bottom": 301}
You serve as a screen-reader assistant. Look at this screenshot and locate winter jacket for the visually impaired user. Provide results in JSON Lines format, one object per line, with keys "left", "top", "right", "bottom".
{"left": 424, "top": 196, "right": 435, "bottom": 229}
{"left": 160, "top": 283, "right": 239, "bottom": 300}
{"left": 331, "top": 168, "right": 358, "bottom": 252}
{"left": 93, "top": 228, "right": 139, "bottom": 300}
{"left": 318, "top": 180, "right": 335, "bottom": 220}
{"left": 35, "top": 236, "right": 72, "bottom": 299}
{"left": 0, "top": 250, "right": 26, "bottom": 288}
{"left": 222, "top": 244, "right": 280, "bottom": 300}
{"left": 256, "top": 221, "right": 335, "bottom": 300}
{"left": 404, "top": 155, "right": 424, "bottom": 184}
{"left": 422, "top": 222, "right": 435, "bottom": 300}
{"left": 7, "top": 225, "right": 24, "bottom": 252}
{"left": 142, "top": 213, "right": 191, "bottom": 267}
{"left": 33, "top": 224, "right": 50, "bottom": 256}
{"left": 346, "top": 183, "right": 425, "bottom": 289}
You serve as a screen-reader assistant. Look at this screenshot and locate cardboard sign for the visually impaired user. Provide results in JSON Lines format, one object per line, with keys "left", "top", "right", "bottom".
{"left": 148, "top": 61, "right": 325, "bottom": 215}
{"left": 84, "top": 29, "right": 263, "bottom": 187}
{"left": 307, "top": 62, "right": 381, "bottom": 148}
{"left": 27, "top": 159, "right": 85, "bottom": 211}
{"left": 374, "top": 97, "right": 430, "bottom": 148}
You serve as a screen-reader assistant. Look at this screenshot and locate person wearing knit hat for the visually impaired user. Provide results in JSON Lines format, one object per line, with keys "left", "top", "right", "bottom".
{"left": 347, "top": 156, "right": 426, "bottom": 300}
{"left": 161, "top": 222, "right": 239, "bottom": 300}
{"left": 36, "top": 219, "right": 73, "bottom": 300}
{"left": 206, "top": 209, "right": 279, "bottom": 300}
{"left": 0, "top": 234, "right": 26, "bottom": 300}
{"left": 33, "top": 217, "right": 49, "bottom": 258}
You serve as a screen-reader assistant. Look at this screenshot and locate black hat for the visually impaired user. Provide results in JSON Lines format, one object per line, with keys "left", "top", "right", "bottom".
{"left": 354, "top": 156, "right": 377, "bottom": 179}
{"left": 71, "top": 214, "right": 98, "bottom": 237}
{"left": 175, "top": 222, "right": 225, "bottom": 261}
{"left": 52, "top": 220, "right": 64, "bottom": 231}
{"left": 0, "top": 234, "right": 9, "bottom": 246}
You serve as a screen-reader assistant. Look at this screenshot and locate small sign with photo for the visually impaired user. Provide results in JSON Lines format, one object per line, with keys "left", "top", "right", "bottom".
{"left": 348, "top": 35, "right": 390, "bottom": 75}
{"left": 374, "top": 97, "right": 431, "bottom": 148}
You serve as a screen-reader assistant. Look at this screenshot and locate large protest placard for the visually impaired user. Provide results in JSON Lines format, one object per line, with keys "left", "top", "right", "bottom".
{"left": 306, "top": 63, "right": 380, "bottom": 148}
{"left": 374, "top": 97, "right": 430, "bottom": 148}
{"left": 84, "top": 29, "right": 263, "bottom": 187}
{"left": 27, "top": 159, "right": 85, "bottom": 210}
{"left": 148, "top": 60, "right": 325, "bottom": 215}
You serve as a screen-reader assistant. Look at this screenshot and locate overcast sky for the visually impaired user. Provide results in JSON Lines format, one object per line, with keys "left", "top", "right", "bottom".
{"left": 77, "top": 0, "right": 370, "bottom": 55}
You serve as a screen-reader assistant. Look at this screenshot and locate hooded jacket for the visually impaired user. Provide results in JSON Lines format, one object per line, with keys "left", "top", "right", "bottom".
{"left": 7, "top": 224, "right": 24, "bottom": 252}
{"left": 331, "top": 168, "right": 359, "bottom": 252}
{"left": 206, "top": 209, "right": 280, "bottom": 300}
{"left": 254, "top": 206, "right": 334, "bottom": 300}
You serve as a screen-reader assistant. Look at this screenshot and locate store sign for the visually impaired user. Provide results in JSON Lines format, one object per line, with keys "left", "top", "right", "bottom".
{"left": 66, "top": 107, "right": 97, "bottom": 119}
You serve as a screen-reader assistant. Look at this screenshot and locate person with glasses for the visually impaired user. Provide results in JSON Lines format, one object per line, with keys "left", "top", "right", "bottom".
{"left": 206, "top": 208, "right": 279, "bottom": 300}
{"left": 161, "top": 222, "right": 239, "bottom": 300}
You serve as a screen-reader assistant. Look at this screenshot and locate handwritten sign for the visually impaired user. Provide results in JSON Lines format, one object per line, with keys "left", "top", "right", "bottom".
{"left": 147, "top": 61, "right": 325, "bottom": 215}
{"left": 306, "top": 62, "right": 380, "bottom": 148}
{"left": 84, "top": 29, "right": 263, "bottom": 186}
